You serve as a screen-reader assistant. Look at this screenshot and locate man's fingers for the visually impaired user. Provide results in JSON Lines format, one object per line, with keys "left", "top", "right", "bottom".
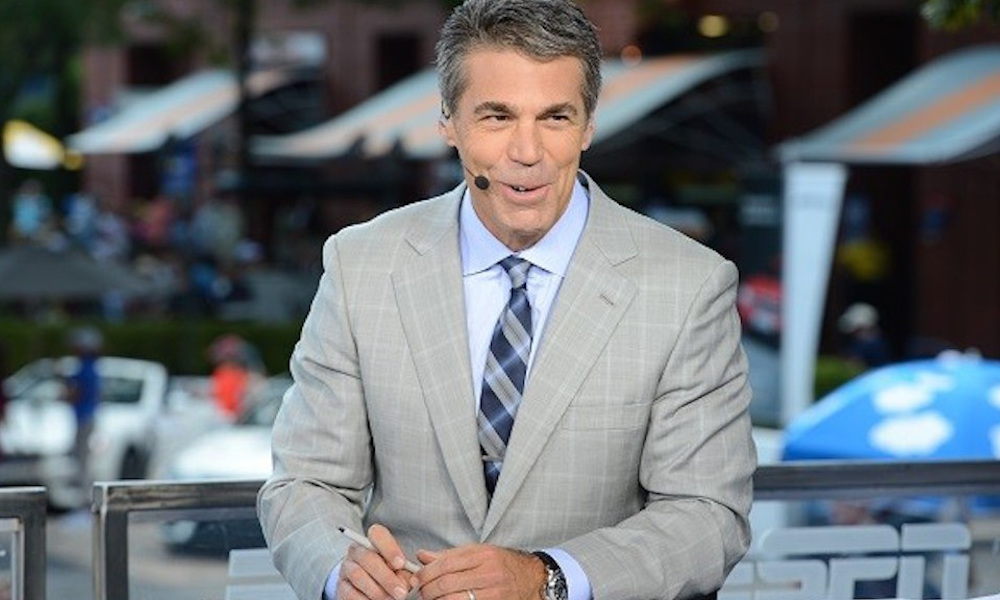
{"left": 340, "top": 559, "right": 385, "bottom": 600}
{"left": 369, "top": 523, "right": 411, "bottom": 572}
{"left": 338, "top": 567, "right": 380, "bottom": 600}
{"left": 344, "top": 546, "right": 411, "bottom": 600}
{"left": 415, "top": 546, "right": 486, "bottom": 600}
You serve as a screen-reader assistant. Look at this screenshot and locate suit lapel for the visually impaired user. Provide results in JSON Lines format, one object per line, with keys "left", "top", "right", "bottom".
{"left": 392, "top": 188, "right": 490, "bottom": 533}
{"left": 482, "top": 178, "right": 639, "bottom": 537}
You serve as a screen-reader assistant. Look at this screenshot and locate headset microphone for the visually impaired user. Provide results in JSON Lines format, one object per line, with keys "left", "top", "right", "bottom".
{"left": 465, "top": 166, "right": 491, "bottom": 191}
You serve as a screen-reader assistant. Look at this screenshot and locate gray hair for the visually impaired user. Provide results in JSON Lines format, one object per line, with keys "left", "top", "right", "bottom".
{"left": 435, "top": 0, "right": 603, "bottom": 119}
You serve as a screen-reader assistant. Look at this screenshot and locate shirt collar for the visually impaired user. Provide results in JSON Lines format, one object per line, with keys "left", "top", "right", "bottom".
{"left": 460, "top": 178, "right": 589, "bottom": 277}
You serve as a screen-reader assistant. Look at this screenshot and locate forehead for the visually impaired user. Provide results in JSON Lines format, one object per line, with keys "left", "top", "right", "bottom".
{"left": 456, "top": 47, "right": 587, "bottom": 111}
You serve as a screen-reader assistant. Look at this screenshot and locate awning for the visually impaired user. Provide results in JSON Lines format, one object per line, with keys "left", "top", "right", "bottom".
{"left": 66, "top": 69, "right": 292, "bottom": 154}
{"left": 252, "top": 49, "right": 766, "bottom": 161}
{"left": 779, "top": 44, "right": 1000, "bottom": 164}
{"left": 775, "top": 44, "right": 1000, "bottom": 425}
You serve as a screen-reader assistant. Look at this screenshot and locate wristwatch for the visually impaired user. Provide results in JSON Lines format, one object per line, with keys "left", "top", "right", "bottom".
{"left": 533, "top": 551, "right": 568, "bottom": 600}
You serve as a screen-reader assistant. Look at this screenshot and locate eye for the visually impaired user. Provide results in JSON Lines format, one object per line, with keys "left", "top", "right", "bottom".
{"left": 541, "top": 111, "right": 576, "bottom": 126}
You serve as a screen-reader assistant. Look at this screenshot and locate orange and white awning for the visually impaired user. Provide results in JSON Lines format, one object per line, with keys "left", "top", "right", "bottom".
{"left": 252, "top": 50, "right": 765, "bottom": 161}
{"left": 779, "top": 44, "right": 1000, "bottom": 164}
{"left": 66, "top": 69, "right": 291, "bottom": 154}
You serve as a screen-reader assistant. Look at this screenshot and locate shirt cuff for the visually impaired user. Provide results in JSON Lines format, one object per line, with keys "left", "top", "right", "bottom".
{"left": 544, "top": 547, "right": 592, "bottom": 600}
{"left": 324, "top": 562, "right": 343, "bottom": 600}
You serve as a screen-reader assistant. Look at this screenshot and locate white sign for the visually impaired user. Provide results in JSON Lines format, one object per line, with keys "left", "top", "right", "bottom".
{"left": 722, "top": 522, "right": 973, "bottom": 600}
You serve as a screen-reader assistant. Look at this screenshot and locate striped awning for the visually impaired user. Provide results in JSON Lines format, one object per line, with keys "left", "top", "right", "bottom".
{"left": 779, "top": 44, "right": 1000, "bottom": 165}
{"left": 66, "top": 69, "right": 292, "bottom": 154}
{"left": 252, "top": 49, "right": 765, "bottom": 161}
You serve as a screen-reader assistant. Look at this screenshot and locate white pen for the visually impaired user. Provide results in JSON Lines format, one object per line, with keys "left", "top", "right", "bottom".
{"left": 338, "top": 526, "right": 422, "bottom": 573}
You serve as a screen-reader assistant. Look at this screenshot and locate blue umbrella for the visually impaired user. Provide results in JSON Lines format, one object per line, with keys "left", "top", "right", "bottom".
{"left": 783, "top": 353, "right": 1000, "bottom": 461}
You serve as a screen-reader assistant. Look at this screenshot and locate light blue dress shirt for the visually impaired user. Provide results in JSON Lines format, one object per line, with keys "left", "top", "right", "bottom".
{"left": 325, "top": 178, "right": 593, "bottom": 600}
{"left": 459, "top": 177, "right": 592, "bottom": 600}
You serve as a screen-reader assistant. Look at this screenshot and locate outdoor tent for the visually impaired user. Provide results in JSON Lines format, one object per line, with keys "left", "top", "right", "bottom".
{"left": 251, "top": 50, "right": 766, "bottom": 161}
{"left": 65, "top": 69, "right": 294, "bottom": 155}
{"left": 776, "top": 44, "right": 1000, "bottom": 424}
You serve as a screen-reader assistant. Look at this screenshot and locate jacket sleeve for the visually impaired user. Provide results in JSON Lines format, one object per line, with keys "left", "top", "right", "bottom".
{"left": 257, "top": 234, "right": 372, "bottom": 600}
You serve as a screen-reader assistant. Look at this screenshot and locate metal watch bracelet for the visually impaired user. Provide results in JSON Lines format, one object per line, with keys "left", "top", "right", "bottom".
{"left": 532, "top": 551, "right": 568, "bottom": 600}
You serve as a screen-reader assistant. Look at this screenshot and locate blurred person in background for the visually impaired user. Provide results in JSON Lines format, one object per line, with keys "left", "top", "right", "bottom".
{"left": 208, "top": 334, "right": 264, "bottom": 420}
{"left": 9, "top": 179, "right": 55, "bottom": 245}
{"left": 91, "top": 197, "right": 132, "bottom": 264}
{"left": 64, "top": 192, "right": 99, "bottom": 251}
{"left": 65, "top": 327, "right": 103, "bottom": 491}
{"left": 838, "top": 302, "right": 892, "bottom": 370}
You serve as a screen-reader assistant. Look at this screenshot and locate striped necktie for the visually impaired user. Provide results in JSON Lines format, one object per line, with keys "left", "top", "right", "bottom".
{"left": 478, "top": 256, "right": 532, "bottom": 497}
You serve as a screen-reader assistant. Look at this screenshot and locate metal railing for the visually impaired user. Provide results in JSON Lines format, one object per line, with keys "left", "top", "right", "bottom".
{"left": 753, "top": 458, "right": 1000, "bottom": 500}
{"left": 91, "top": 479, "right": 262, "bottom": 600}
{"left": 90, "top": 460, "right": 1000, "bottom": 600}
{"left": 0, "top": 486, "right": 47, "bottom": 600}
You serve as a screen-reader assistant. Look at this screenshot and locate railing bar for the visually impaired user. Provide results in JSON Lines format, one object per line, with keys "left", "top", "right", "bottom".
{"left": 0, "top": 487, "right": 47, "bottom": 600}
{"left": 90, "top": 462, "right": 1000, "bottom": 600}
{"left": 755, "top": 460, "right": 1000, "bottom": 498}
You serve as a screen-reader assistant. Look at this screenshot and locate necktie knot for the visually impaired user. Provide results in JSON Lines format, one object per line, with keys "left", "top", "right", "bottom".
{"left": 499, "top": 256, "right": 530, "bottom": 290}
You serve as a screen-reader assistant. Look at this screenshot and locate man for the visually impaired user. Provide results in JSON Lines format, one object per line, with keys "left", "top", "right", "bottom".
{"left": 66, "top": 326, "right": 103, "bottom": 495}
{"left": 258, "top": 1, "right": 756, "bottom": 599}
{"left": 837, "top": 302, "right": 891, "bottom": 369}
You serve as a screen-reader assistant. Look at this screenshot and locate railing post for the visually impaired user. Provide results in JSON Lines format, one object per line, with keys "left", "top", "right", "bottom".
{"left": 0, "top": 487, "right": 48, "bottom": 600}
{"left": 93, "top": 483, "right": 130, "bottom": 600}
{"left": 21, "top": 488, "right": 46, "bottom": 600}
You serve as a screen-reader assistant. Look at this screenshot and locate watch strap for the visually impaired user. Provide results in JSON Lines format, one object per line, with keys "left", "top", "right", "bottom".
{"left": 532, "top": 551, "right": 568, "bottom": 600}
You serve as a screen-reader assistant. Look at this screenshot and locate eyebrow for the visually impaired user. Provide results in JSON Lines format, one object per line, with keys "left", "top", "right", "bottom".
{"left": 539, "top": 103, "right": 580, "bottom": 119}
{"left": 473, "top": 101, "right": 514, "bottom": 115}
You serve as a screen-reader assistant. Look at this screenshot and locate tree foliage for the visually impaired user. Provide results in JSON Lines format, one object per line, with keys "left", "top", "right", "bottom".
{"left": 921, "top": 0, "right": 1000, "bottom": 29}
{"left": 0, "top": 0, "right": 131, "bottom": 127}
{"left": 0, "top": 0, "right": 135, "bottom": 229}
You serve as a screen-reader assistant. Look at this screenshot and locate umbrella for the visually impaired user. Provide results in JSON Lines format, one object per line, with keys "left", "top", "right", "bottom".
{"left": 783, "top": 352, "right": 1000, "bottom": 520}
{"left": 783, "top": 352, "right": 1000, "bottom": 461}
{"left": 0, "top": 245, "right": 162, "bottom": 302}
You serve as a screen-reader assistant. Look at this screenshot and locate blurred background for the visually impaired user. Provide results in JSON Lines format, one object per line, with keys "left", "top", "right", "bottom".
{"left": 0, "top": 0, "right": 999, "bottom": 597}
{"left": 1, "top": 0, "right": 999, "bottom": 421}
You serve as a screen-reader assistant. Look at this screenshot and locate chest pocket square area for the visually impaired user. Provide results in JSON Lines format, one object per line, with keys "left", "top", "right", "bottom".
{"left": 559, "top": 403, "right": 648, "bottom": 430}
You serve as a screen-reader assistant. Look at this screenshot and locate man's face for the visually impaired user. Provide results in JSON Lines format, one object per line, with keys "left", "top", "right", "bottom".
{"left": 439, "top": 47, "right": 595, "bottom": 251}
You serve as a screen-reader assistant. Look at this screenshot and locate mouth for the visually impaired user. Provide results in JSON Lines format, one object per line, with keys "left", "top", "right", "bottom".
{"left": 505, "top": 182, "right": 545, "bottom": 194}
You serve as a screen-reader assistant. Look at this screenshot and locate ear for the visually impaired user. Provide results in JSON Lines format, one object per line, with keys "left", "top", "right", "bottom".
{"left": 438, "top": 115, "right": 457, "bottom": 148}
{"left": 580, "top": 118, "right": 595, "bottom": 151}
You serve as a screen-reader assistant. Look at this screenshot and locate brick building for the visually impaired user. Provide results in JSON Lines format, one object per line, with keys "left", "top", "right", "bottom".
{"left": 681, "top": 0, "right": 1000, "bottom": 359}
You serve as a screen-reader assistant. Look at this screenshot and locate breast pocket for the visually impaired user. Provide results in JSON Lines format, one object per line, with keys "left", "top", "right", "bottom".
{"left": 559, "top": 402, "right": 649, "bottom": 431}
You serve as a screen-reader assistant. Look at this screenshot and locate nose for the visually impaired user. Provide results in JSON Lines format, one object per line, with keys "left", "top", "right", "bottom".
{"left": 506, "top": 120, "right": 542, "bottom": 166}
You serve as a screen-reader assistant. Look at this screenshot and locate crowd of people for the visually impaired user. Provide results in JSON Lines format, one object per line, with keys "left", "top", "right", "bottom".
{"left": 5, "top": 178, "right": 320, "bottom": 321}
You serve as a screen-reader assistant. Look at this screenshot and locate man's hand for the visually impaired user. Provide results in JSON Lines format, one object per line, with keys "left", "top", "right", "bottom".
{"left": 415, "top": 544, "right": 546, "bottom": 600}
{"left": 338, "top": 524, "right": 419, "bottom": 600}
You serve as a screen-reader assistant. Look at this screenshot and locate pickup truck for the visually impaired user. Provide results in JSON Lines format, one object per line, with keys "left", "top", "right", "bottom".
{"left": 0, "top": 356, "right": 169, "bottom": 509}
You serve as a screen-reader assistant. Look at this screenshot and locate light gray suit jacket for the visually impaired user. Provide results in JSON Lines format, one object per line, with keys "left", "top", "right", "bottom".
{"left": 257, "top": 173, "right": 756, "bottom": 600}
